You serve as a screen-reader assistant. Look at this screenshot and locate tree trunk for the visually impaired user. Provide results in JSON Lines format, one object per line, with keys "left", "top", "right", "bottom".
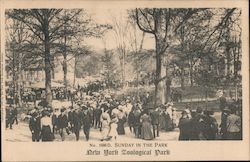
{"left": 189, "top": 60, "right": 194, "bottom": 87}
{"left": 44, "top": 17, "right": 52, "bottom": 108}
{"left": 73, "top": 58, "right": 77, "bottom": 88}
{"left": 225, "top": 46, "right": 231, "bottom": 76}
{"left": 180, "top": 65, "right": 185, "bottom": 89}
{"left": 165, "top": 67, "right": 171, "bottom": 103}
{"left": 17, "top": 60, "right": 23, "bottom": 107}
{"left": 63, "top": 34, "right": 68, "bottom": 98}
{"left": 123, "top": 52, "right": 126, "bottom": 88}
{"left": 154, "top": 43, "right": 166, "bottom": 106}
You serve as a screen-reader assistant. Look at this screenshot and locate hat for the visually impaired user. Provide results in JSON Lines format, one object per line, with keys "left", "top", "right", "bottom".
{"left": 61, "top": 108, "right": 66, "bottom": 112}
{"left": 118, "top": 105, "right": 123, "bottom": 110}
{"left": 102, "top": 113, "right": 109, "bottom": 120}
{"left": 181, "top": 110, "right": 188, "bottom": 115}
{"left": 43, "top": 110, "right": 50, "bottom": 116}
{"left": 31, "top": 112, "right": 38, "bottom": 117}
{"left": 30, "top": 109, "right": 36, "bottom": 115}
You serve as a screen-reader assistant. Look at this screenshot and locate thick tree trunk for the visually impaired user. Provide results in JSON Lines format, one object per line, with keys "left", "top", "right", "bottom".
{"left": 154, "top": 44, "right": 166, "bottom": 106}
{"left": 44, "top": 17, "right": 52, "bottom": 108}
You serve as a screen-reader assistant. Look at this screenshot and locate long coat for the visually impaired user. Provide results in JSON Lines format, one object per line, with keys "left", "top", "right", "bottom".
{"left": 29, "top": 116, "right": 41, "bottom": 141}
{"left": 178, "top": 117, "right": 191, "bottom": 140}
{"left": 140, "top": 114, "right": 153, "bottom": 140}
{"left": 117, "top": 116, "right": 126, "bottom": 135}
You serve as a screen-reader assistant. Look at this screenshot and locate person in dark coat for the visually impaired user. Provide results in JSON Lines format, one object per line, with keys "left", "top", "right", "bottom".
{"left": 220, "top": 108, "right": 231, "bottom": 140}
{"left": 127, "top": 109, "right": 135, "bottom": 133}
{"left": 29, "top": 111, "right": 41, "bottom": 142}
{"left": 159, "top": 108, "right": 166, "bottom": 130}
{"left": 6, "top": 106, "right": 14, "bottom": 129}
{"left": 82, "top": 109, "right": 92, "bottom": 141}
{"left": 93, "top": 107, "right": 102, "bottom": 129}
{"left": 203, "top": 110, "right": 218, "bottom": 140}
{"left": 140, "top": 110, "right": 153, "bottom": 140}
{"left": 178, "top": 111, "right": 191, "bottom": 140}
{"left": 72, "top": 109, "right": 82, "bottom": 141}
{"left": 117, "top": 109, "right": 126, "bottom": 135}
{"left": 189, "top": 107, "right": 205, "bottom": 140}
{"left": 150, "top": 107, "right": 160, "bottom": 138}
{"left": 51, "top": 108, "right": 59, "bottom": 134}
{"left": 133, "top": 107, "right": 142, "bottom": 138}
{"left": 13, "top": 106, "right": 18, "bottom": 125}
{"left": 58, "top": 108, "right": 69, "bottom": 141}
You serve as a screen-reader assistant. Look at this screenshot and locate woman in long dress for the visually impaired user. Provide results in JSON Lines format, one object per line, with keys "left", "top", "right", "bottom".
{"left": 109, "top": 115, "right": 118, "bottom": 140}
{"left": 140, "top": 111, "right": 153, "bottom": 140}
{"left": 159, "top": 108, "right": 166, "bottom": 130}
{"left": 117, "top": 109, "right": 126, "bottom": 135}
{"left": 40, "top": 111, "right": 53, "bottom": 142}
{"left": 100, "top": 111, "right": 111, "bottom": 141}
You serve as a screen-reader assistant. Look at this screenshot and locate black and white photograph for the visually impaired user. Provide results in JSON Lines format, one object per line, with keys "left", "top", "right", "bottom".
{"left": 1, "top": 0, "right": 249, "bottom": 161}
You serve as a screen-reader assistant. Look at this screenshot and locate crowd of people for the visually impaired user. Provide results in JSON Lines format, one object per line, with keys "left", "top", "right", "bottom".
{"left": 5, "top": 87, "right": 242, "bottom": 142}
{"left": 178, "top": 100, "right": 242, "bottom": 140}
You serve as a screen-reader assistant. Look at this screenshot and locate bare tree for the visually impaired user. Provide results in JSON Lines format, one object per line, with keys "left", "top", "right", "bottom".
{"left": 5, "top": 18, "right": 42, "bottom": 107}
{"left": 133, "top": 8, "right": 201, "bottom": 105}
{"left": 110, "top": 12, "right": 130, "bottom": 88}
{"left": 54, "top": 9, "right": 111, "bottom": 92}
{"left": 7, "top": 9, "right": 83, "bottom": 107}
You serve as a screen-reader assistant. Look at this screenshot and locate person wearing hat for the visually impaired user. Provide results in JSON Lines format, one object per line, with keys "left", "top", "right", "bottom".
{"left": 117, "top": 108, "right": 126, "bottom": 135}
{"left": 12, "top": 105, "right": 18, "bottom": 125}
{"left": 140, "top": 110, "right": 153, "bottom": 140}
{"left": 6, "top": 105, "right": 14, "bottom": 129}
{"left": 178, "top": 110, "right": 191, "bottom": 140}
{"left": 164, "top": 103, "right": 173, "bottom": 131}
{"left": 67, "top": 106, "right": 74, "bottom": 133}
{"left": 220, "top": 107, "right": 231, "bottom": 139}
{"left": 40, "top": 111, "right": 53, "bottom": 141}
{"left": 133, "top": 106, "right": 142, "bottom": 138}
{"left": 202, "top": 109, "right": 218, "bottom": 140}
{"left": 57, "top": 108, "right": 69, "bottom": 141}
{"left": 172, "top": 107, "right": 178, "bottom": 129}
{"left": 189, "top": 107, "right": 205, "bottom": 140}
{"left": 29, "top": 111, "right": 41, "bottom": 142}
{"left": 93, "top": 105, "right": 102, "bottom": 129}
{"left": 51, "top": 108, "right": 59, "bottom": 134}
{"left": 127, "top": 106, "right": 136, "bottom": 133}
{"left": 100, "top": 110, "right": 111, "bottom": 141}
{"left": 109, "top": 114, "right": 118, "bottom": 140}
{"left": 82, "top": 109, "right": 92, "bottom": 141}
{"left": 226, "top": 106, "right": 241, "bottom": 140}
{"left": 149, "top": 107, "right": 160, "bottom": 138}
{"left": 72, "top": 108, "right": 82, "bottom": 141}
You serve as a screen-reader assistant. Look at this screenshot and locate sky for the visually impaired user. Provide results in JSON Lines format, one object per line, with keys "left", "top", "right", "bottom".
{"left": 84, "top": 8, "right": 155, "bottom": 51}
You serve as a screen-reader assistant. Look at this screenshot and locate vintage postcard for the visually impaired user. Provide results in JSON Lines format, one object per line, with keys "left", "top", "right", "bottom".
{"left": 1, "top": 0, "right": 249, "bottom": 161}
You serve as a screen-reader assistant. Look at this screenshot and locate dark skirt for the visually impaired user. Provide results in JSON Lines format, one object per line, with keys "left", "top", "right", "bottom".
{"left": 117, "top": 119, "right": 125, "bottom": 135}
{"left": 41, "top": 125, "right": 53, "bottom": 142}
{"left": 141, "top": 122, "right": 153, "bottom": 140}
{"left": 159, "top": 114, "right": 166, "bottom": 130}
